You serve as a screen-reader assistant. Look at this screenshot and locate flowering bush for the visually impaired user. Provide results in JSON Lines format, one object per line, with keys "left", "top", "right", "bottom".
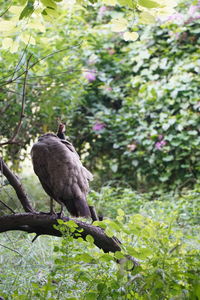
{"left": 68, "top": 1, "right": 200, "bottom": 191}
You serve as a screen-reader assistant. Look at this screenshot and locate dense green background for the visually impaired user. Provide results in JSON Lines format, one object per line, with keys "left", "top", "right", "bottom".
{"left": 1, "top": 0, "right": 200, "bottom": 190}
{"left": 0, "top": 0, "right": 200, "bottom": 299}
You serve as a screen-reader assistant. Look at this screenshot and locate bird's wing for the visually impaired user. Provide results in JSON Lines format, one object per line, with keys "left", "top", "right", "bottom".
{"left": 31, "top": 142, "right": 55, "bottom": 199}
{"left": 60, "top": 139, "right": 80, "bottom": 157}
{"left": 60, "top": 139, "right": 93, "bottom": 181}
{"left": 57, "top": 140, "right": 92, "bottom": 216}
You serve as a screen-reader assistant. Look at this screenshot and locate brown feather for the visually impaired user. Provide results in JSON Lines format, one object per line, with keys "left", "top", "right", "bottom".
{"left": 31, "top": 133, "right": 92, "bottom": 217}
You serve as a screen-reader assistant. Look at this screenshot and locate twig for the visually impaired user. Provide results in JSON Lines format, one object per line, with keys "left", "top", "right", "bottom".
{"left": 5, "top": 68, "right": 98, "bottom": 81}
{"left": 0, "top": 45, "right": 82, "bottom": 87}
{"left": 0, "top": 157, "right": 35, "bottom": 213}
{"left": 31, "top": 234, "right": 40, "bottom": 243}
{"left": 0, "top": 55, "right": 32, "bottom": 147}
{"left": 1, "top": 88, "right": 22, "bottom": 96}
{"left": 0, "top": 1, "right": 13, "bottom": 17}
{"left": 0, "top": 243, "right": 23, "bottom": 256}
{"left": 10, "top": 41, "right": 31, "bottom": 82}
{"left": 0, "top": 200, "right": 15, "bottom": 214}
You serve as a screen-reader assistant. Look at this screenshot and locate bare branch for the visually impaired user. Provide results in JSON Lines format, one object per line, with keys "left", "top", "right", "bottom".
{"left": 0, "top": 1, "right": 13, "bottom": 17}
{"left": 0, "top": 157, "right": 35, "bottom": 213}
{"left": 0, "top": 200, "right": 15, "bottom": 214}
{"left": 10, "top": 41, "right": 31, "bottom": 82}
{"left": 1, "top": 88, "right": 22, "bottom": 96}
{"left": 0, "top": 55, "right": 32, "bottom": 147}
{"left": 0, "top": 243, "right": 23, "bottom": 256}
{"left": 0, "top": 213, "right": 121, "bottom": 253}
{"left": 0, "top": 46, "right": 82, "bottom": 88}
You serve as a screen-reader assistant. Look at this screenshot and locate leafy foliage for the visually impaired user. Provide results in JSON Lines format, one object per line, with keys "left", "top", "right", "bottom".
{"left": 0, "top": 1, "right": 199, "bottom": 189}
{"left": 0, "top": 0, "right": 200, "bottom": 299}
{"left": 0, "top": 184, "right": 199, "bottom": 299}
{"left": 67, "top": 3, "right": 200, "bottom": 190}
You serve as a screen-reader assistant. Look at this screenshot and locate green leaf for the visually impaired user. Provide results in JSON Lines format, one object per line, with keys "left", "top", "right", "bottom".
{"left": 2, "top": 38, "right": 13, "bottom": 49}
{"left": 105, "top": 227, "right": 114, "bottom": 237}
{"left": 54, "top": 246, "right": 60, "bottom": 252}
{"left": 138, "top": 0, "right": 160, "bottom": 8}
{"left": 111, "top": 163, "right": 118, "bottom": 172}
{"left": 114, "top": 251, "right": 124, "bottom": 259}
{"left": 57, "top": 219, "right": 64, "bottom": 225}
{"left": 19, "top": 1, "right": 34, "bottom": 19}
{"left": 117, "top": 208, "right": 125, "bottom": 216}
{"left": 102, "top": 0, "right": 118, "bottom": 5}
{"left": 93, "top": 221, "right": 106, "bottom": 229}
{"left": 75, "top": 253, "right": 93, "bottom": 263}
{"left": 188, "top": 130, "right": 198, "bottom": 135}
{"left": 65, "top": 220, "right": 78, "bottom": 228}
{"left": 159, "top": 176, "right": 169, "bottom": 182}
{"left": 41, "top": 0, "right": 57, "bottom": 9}
{"left": 163, "top": 155, "right": 174, "bottom": 162}
{"left": 139, "top": 11, "right": 155, "bottom": 24}
{"left": 126, "top": 246, "right": 139, "bottom": 256}
{"left": 139, "top": 247, "right": 153, "bottom": 257}
{"left": 85, "top": 292, "right": 97, "bottom": 300}
{"left": 106, "top": 220, "right": 121, "bottom": 232}
{"left": 0, "top": 21, "right": 16, "bottom": 32}
{"left": 110, "top": 18, "right": 128, "bottom": 32}
{"left": 118, "top": 0, "right": 135, "bottom": 8}
{"left": 45, "top": 7, "right": 58, "bottom": 17}
{"left": 100, "top": 253, "right": 113, "bottom": 262}
{"left": 123, "top": 31, "right": 139, "bottom": 41}
{"left": 86, "top": 235, "right": 94, "bottom": 244}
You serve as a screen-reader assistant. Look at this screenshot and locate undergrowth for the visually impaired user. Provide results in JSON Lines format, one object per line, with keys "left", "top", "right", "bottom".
{"left": 0, "top": 179, "right": 199, "bottom": 299}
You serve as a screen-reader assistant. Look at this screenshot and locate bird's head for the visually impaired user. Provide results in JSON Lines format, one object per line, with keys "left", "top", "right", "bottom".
{"left": 57, "top": 123, "right": 66, "bottom": 140}
{"left": 58, "top": 123, "right": 66, "bottom": 133}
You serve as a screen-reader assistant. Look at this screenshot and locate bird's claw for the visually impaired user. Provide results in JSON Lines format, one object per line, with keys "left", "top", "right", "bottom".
{"left": 56, "top": 211, "right": 64, "bottom": 219}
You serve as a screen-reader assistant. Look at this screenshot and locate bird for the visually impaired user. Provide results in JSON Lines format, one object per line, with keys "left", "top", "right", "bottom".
{"left": 31, "top": 124, "right": 93, "bottom": 217}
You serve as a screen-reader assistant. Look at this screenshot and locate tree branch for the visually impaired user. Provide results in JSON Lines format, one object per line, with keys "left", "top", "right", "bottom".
{"left": 0, "top": 157, "right": 35, "bottom": 213}
{"left": 0, "top": 161, "right": 139, "bottom": 265}
{"left": 0, "top": 160, "right": 121, "bottom": 253}
{"left": 0, "top": 200, "right": 15, "bottom": 214}
{"left": 0, "top": 213, "right": 121, "bottom": 253}
{"left": 0, "top": 46, "right": 82, "bottom": 88}
{"left": 0, "top": 1, "right": 12, "bottom": 17}
{"left": 0, "top": 55, "right": 32, "bottom": 147}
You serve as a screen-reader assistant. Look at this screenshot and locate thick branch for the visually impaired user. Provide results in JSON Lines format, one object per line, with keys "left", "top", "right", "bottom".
{"left": 0, "top": 157, "right": 35, "bottom": 213}
{"left": 0, "top": 213, "right": 121, "bottom": 253}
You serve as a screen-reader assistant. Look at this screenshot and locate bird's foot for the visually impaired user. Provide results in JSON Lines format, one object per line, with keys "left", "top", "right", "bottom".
{"left": 56, "top": 211, "right": 64, "bottom": 219}
{"left": 50, "top": 208, "right": 56, "bottom": 215}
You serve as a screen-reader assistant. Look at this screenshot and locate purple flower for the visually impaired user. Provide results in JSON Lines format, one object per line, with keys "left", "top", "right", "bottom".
{"left": 92, "top": 122, "right": 106, "bottom": 131}
{"left": 84, "top": 70, "right": 96, "bottom": 82}
{"left": 188, "top": 3, "right": 200, "bottom": 15}
{"left": 166, "top": 13, "right": 184, "bottom": 23}
{"left": 189, "top": 5, "right": 198, "bottom": 15}
{"left": 155, "top": 140, "right": 167, "bottom": 150}
{"left": 99, "top": 6, "right": 107, "bottom": 17}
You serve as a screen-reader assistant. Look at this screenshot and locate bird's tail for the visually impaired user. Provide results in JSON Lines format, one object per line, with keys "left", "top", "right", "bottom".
{"left": 62, "top": 197, "right": 91, "bottom": 218}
